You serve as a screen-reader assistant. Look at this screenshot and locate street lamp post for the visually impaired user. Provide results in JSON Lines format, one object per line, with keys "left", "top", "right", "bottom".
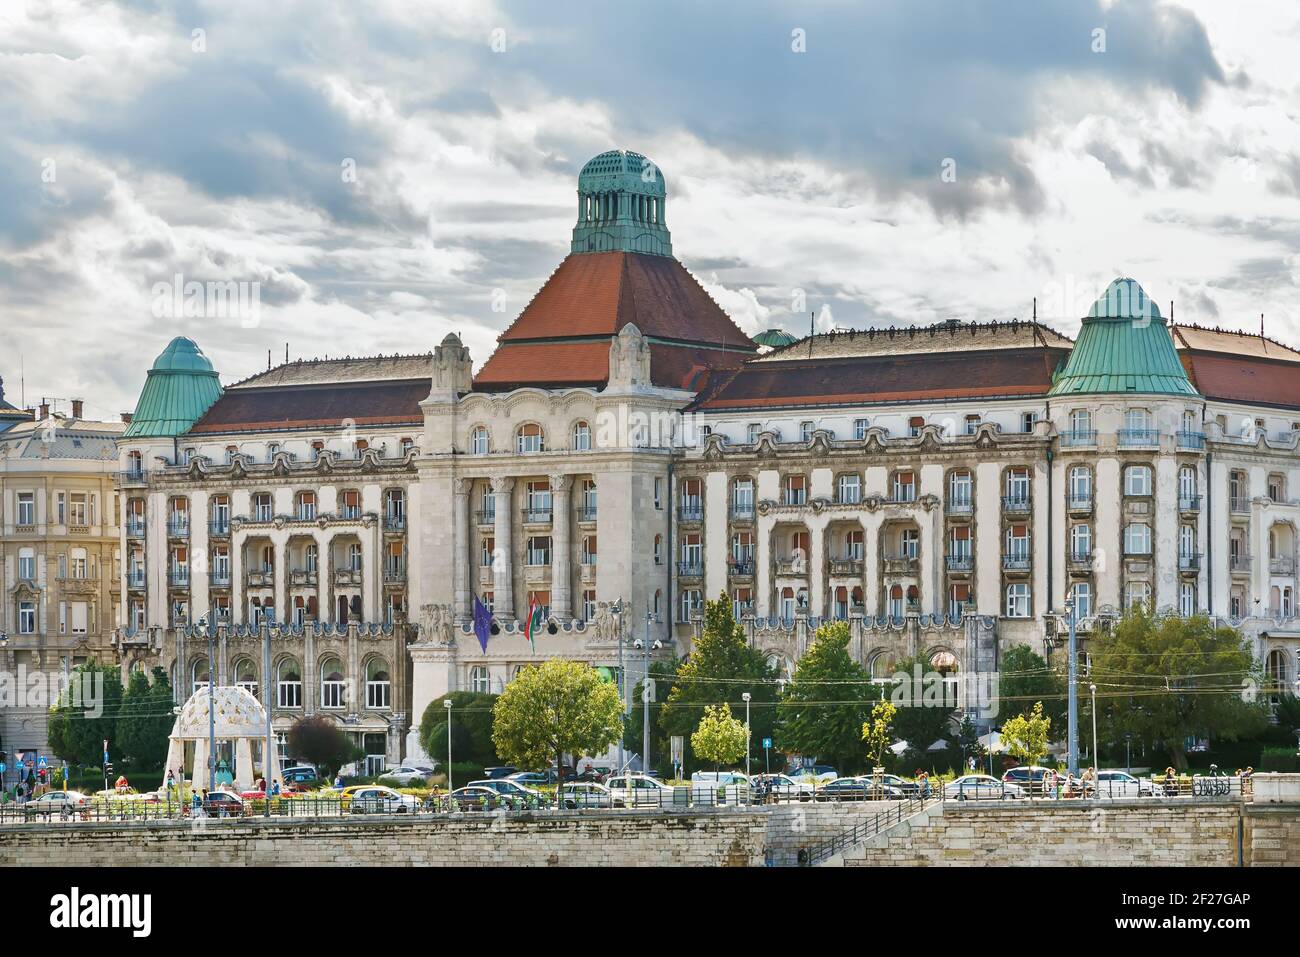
{"left": 611, "top": 599, "right": 625, "bottom": 772}
{"left": 1125, "top": 732, "right": 1133, "bottom": 776}
{"left": 194, "top": 615, "right": 218, "bottom": 794}
{"left": 1065, "top": 597, "right": 1079, "bottom": 777}
{"left": 445, "top": 699, "right": 454, "bottom": 794}
{"left": 633, "top": 610, "right": 662, "bottom": 776}
{"left": 1089, "top": 682, "right": 1099, "bottom": 800}
{"left": 742, "top": 692, "right": 752, "bottom": 780}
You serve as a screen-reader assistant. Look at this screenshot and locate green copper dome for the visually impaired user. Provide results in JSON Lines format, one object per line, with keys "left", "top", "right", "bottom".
{"left": 123, "top": 336, "right": 223, "bottom": 437}
{"left": 571, "top": 149, "right": 673, "bottom": 257}
{"left": 1049, "top": 278, "right": 1197, "bottom": 397}
{"left": 753, "top": 329, "right": 798, "bottom": 348}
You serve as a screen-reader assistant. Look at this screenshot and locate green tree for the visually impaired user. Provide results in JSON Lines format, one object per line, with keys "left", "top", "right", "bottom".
{"left": 861, "top": 699, "right": 897, "bottom": 770}
{"left": 777, "top": 621, "right": 877, "bottom": 773}
{"left": 690, "top": 703, "right": 747, "bottom": 772}
{"left": 955, "top": 713, "right": 985, "bottom": 771}
{"left": 885, "top": 654, "right": 957, "bottom": 766}
{"left": 623, "top": 657, "right": 679, "bottom": 774}
{"left": 1000, "top": 701, "right": 1051, "bottom": 767}
{"left": 419, "top": 691, "right": 500, "bottom": 772}
{"left": 116, "top": 667, "right": 174, "bottom": 769}
{"left": 1091, "top": 607, "right": 1269, "bottom": 770}
{"left": 660, "top": 595, "right": 776, "bottom": 767}
{"left": 47, "top": 662, "right": 123, "bottom": 766}
{"left": 491, "top": 660, "right": 623, "bottom": 786}
{"left": 997, "top": 644, "right": 1066, "bottom": 735}
{"left": 287, "top": 715, "right": 360, "bottom": 777}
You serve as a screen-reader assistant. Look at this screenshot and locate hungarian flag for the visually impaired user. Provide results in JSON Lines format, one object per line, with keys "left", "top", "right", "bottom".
{"left": 524, "top": 594, "right": 543, "bottom": 652}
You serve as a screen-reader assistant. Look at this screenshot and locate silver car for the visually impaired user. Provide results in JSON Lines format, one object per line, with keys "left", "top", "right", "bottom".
{"left": 944, "top": 774, "right": 1025, "bottom": 800}
{"left": 559, "top": 782, "right": 613, "bottom": 809}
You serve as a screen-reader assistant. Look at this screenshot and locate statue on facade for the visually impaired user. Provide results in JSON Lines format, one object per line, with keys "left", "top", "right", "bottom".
{"left": 607, "top": 323, "right": 651, "bottom": 388}
{"left": 418, "top": 603, "right": 454, "bottom": 645}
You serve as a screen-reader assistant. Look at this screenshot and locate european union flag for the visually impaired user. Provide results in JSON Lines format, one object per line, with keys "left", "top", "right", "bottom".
{"left": 472, "top": 595, "right": 493, "bottom": 653}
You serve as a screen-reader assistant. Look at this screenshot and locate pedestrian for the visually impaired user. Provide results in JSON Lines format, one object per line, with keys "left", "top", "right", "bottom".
{"left": 333, "top": 772, "right": 343, "bottom": 790}
{"left": 1163, "top": 766, "right": 1177, "bottom": 797}
{"left": 967, "top": 755, "right": 976, "bottom": 772}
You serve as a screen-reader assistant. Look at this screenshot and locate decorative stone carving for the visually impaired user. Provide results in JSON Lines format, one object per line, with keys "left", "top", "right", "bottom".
{"left": 430, "top": 333, "right": 472, "bottom": 396}
{"left": 418, "top": 603, "right": 454, "bottom": 645}
{"left": 607, "top": 322, "right": 651, "bottom": 388}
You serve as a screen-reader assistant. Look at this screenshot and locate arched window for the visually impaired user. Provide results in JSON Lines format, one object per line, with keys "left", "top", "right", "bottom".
{"left": 320, "top": 655, "right": 345, "bottom": 708}
{"left": 471, "top": 666, "right": 491, "bottom": 694}
{"left": 234, "top": 658, "right": 257, "bottom": 697}
{"left": 277, "top": 658, "right": 302, "bottom": 709}
{"left": 471, "top": 426, "right": 490, "bottom": 455}
{"left": 516, "top": 423, "right": 545, "bottom": 453}
{"left": 191, "top": 657, "right": 210, "bottom": 695}
{"left": 572, "top": 420, "right": 591, "bottom": 451}
{"left": 366, "top": 658, "right": 391, "bottom": 710}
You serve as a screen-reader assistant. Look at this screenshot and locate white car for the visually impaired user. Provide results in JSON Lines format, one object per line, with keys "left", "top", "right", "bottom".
{"left": 21, "top": 790, "right": 91, "bottom": 819}
{"left": 944, "top": 774, "right": 1025, "bottom": 801}
{"left": 750, "top": 773, "right": 815, "bottom": 801}
{"left": 383, "top": 765, "right": 435, "bottom": 785}
{"left": 689, "top": 771, "right": 751, "bottom": 805}
{"left": 558, "top": 782, "right": 613, "bottom": 809}
{"left": 788, "top": 766, "right": 839, "bottom": 785}
{"left": 605, "top": 774, "right": 678, "bottom": 808}
{"left": 1096, "top": 770, "right": 1153, "bottom": 798}
{"left": 347, "top": 786, "right": 420, "bottom": 814}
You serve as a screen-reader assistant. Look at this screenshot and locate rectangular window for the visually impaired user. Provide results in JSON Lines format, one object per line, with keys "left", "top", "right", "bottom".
{"left": 746, "top": 423, "right": 761, "bottom": 444}
{"left": 18, "top": 601, "right": 36, "bottom": 634}
{"left": 836, "top": 473, "right": 861, "bottom": 504}
{"left": 17, "top": 493, "right": 35, "bottom": 526}
{"left": 526, "top": 536, "right": 552, "bottom": 566}
{"left": 800, "top": 421, "right": 814, "bottom": 442}
{"left": 853, "top": 418, "right": 869, "bottom": 440}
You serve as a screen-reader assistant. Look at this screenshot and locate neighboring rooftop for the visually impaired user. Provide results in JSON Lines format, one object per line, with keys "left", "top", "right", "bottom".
{"left": 0, "top": 416, "right": 123, "bottom": 460}
{"left": 754, "top": 319, "right": 1072, "bottom": 363}
{"left": 1171, "top": 322, "right": 1300, "bottom": 409}
{"left": 227, "top": 354, "right": 434, "bottom": 390}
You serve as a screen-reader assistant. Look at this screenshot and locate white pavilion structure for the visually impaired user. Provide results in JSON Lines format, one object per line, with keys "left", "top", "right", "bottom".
{"left": 163, "top": 686, "right": 280, "bottom": 791}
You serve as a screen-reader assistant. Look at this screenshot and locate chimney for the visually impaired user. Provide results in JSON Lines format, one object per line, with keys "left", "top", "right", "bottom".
{"left": 38, "top": 401, "right": 49, "bottom": 419}
{"left": 71, "top": 399, "right": 84, "bottom": 419}
{"left": 120, "top": 412, "right": 134, "bottom": 425}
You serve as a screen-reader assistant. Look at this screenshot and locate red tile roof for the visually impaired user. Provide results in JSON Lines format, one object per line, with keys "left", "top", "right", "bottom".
{"left": 694, "top": 347, "right": 1067, "bottom": 410}
{"left": 473, "top": 341, "right": 750, "bottom": 392}
{"left": 189, "top": 381, "right": 426, "bottom": 434}
{"left": 495, "top": 251, "right": 754, "bottom": 347}
{"left": 1179, "top": 352, "right": 1300, "bottom": 409}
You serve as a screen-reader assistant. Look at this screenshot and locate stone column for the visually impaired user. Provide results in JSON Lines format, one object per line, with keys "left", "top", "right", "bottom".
{"left": 492, "top": 477, "right": 516, "bottom": 619}
{"left": 453, "top": 478, "right": 472, "bottom": 620}
{"left": 550, "top": 474, "right": 573, "bottom": 619}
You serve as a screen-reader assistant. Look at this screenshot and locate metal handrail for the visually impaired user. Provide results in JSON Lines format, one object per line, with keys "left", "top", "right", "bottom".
{"left": 800, "top": 793, "right": 935, "bottom": 866}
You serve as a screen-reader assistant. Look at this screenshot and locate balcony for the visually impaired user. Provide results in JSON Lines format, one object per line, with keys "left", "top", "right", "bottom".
{"left": 475, "top": 509, "right": 496, "bottom": 527}
{"left": 337, "top": 507, "right": 363, "bottom": 521}
{"left": 289, "top": 569, "right": 318, "bottom": 587}
{"left": 1067, "top": 550, "right": 1093, "bottom": 572}
{"left": 166, "top": 519, "right": 190, "bottom": 538}
{"left": 1271, "top": 557, "right": 1296, "bottom": 576}
{"left": 334, "top": 568, "right": 363, "bottom": 586}
{"left": 168, "top": 568, "right": 190, "bottom": 588}
{"left": 383, "top": 514, "right": 406, "bottom": 532}
{"left": 1230, "top": 497, "right": 1251, "bottom": 514}
{"left": 1002, "top": 554, "right": 1031, "bottom": 574}
{"left": 730, "top": 505, "right": 755, "bottom": 522}
{"left": 118, "top": 469, "right": 149, "bottom": 487}
{"left": 1001, "top": 495, "right": 1031, "bottom": 515}
{"left": 1176, "top": 430, "right": 1206, "bottom": 451}
{"left": 1178, "top": 494, "right": 1201, "bottom": 514}
{"left": 945, "top": 554, "right": 972, "bottom": 575}
{"left": 576, "top": 505, "right": 598, "bottom": 523}
{"left": 883, "top": 554, "right": 919, "bottom": 575}
{"left": 523, "top": 564, "right": 551, "bottom": 585}
{"left": 478, "top": 565, "right": 494, "bottom": 587}
{"left": 246, "top": 569, "right": 273, "bottom": 588}
{"left": 677, "top": 561, "right": 704, "bottom": 579}
{"left": 1118, "top": 428, "right": 1159, "bottom": 448}
{"left": 886, "top": 492, "right": 917, "bottom": 506}
{"left": 1067, "top": 494, "right": 1094, "bottom": 516}
{"left": 1229, "top": 554, "right": 1252, "bottom": 574}
{"left": 679, "top": 502, "right": 703, "bottom": 522}
{"left": 248, "top": 511, "right": 275, "bottom": 524}
{"left": 945, "top": 498, "right": 973, "bottom": 516}
{"left": 775, "top": 557, "right": 809, "bottom": 576}
{"left": 830, "top": 558, "right": 864, "bottom": 576}
{"left": 729, "top": 559, "right": 755, "bottom": 578}
{"left": 126, "top": 569, "right": 146, "bottom": 589}
{"left": 384, "top": 564, "right": 406, "bottom": 584}
{"left": 125, "top": 520, "right": 146, "bottom": 538}
{"left": 1179, "top": 553, "right": 1201, "bottom": 573}
{"left": 521, "top": 507, "right": 553, "bottom": 525}
{"left": 1059, "top": 429, "right": 1097, "bottom": 448}
{"left": 579, "top": 563, "right": 596, "bottom": 584}
{"left": 209, "top": 519, "right": 230, "bottom": 537}
{"left": 209, "top": 570, "right": 232, "bottom": 588}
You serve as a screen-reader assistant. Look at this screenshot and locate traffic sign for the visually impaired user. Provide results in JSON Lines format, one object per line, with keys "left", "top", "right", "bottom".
{"left": 37, "top": 755, "right": 47, "bottom": 768}
{"left": 762, "top": 737, "right": 772, "bottom": 750}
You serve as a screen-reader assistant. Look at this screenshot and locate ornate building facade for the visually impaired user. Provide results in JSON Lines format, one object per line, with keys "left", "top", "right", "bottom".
{"left": 113, "top": 149, "right": 1300, "bottom": 768}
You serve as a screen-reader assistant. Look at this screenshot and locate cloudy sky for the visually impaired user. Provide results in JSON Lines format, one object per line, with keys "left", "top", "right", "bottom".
{"left": 2, "top": 0, "right": 1299, "bottom": 418}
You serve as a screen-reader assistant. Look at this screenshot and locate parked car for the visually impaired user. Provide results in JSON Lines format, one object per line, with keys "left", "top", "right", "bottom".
{"left": 187, "top": 790, "right": 247, "bottom": 817}
{"left": 605, "top": 773, "right": 678, "bottom": 808}
{"left": 467, "top": 778, "right": 544, "bottom": 807}
{"left": 749, "top": 773, "right": 814, "bottom": 802}
{"left": 689, "top": 771, "right": 751, "bottom": 805}
{"left": 575, "top": 768, "right": 608, "bottom": 784}
{"left": 482, "top": 766, "right": 519, "bottom": 780}
{"left": 348, "top": 786, "right": 420, "bottom": 814}
{"left": 21, "top": 790, "right": 91, "bottom": 820}
{"left": 383, "top": 766, "right": 434, "bottom": 786}
{"left": 1001, "top": 766, "right": 1057, "bottom": 796}
{"left": 788, "top": 765, "right": 839, "bottom": 785}
{"left": 873, "top": 773, "right": 922, "bottom": 798}
{"left": 815, "top": 777, "right": 904, "bottom": 802}
{"left": 280, "top": 765, "right": 319, "bottom": 784}
{"left": 945, "top": 774, "right": 1025, "bottom": 801}
{"left": 445, "top": 786, "right": 510, "bottom": 812}
{"left": 1096, "top": 770, "right": 1152, "bottom": 798}
{"left": 558, "top": 782, "right": 614, "bottom": 809}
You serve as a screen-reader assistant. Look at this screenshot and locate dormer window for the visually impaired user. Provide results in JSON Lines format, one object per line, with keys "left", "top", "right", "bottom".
{"left": 572, "top": 421, "right": 591, "bottom": 451}
{"left": 471, "top": 427, "right": 490, "bottom": 455}
{"left": 516, "top": 423, "right": 545, "bottom": 453}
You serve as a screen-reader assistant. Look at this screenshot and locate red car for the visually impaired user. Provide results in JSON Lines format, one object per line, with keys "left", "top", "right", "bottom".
{"left": 184, "top": 790, "right": 247, "bottom": 817}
